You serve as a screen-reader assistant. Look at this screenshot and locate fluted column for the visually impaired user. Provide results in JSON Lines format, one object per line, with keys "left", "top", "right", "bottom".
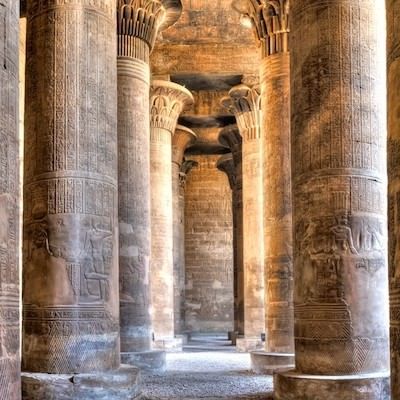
{"left": 22, "top": 1, "right": 140, "bottom": 398}
{"left": 218, "top": 126, "right": 244, "bottom": 340}
{"left": 117, "top": 0, "right": 181, "bottom": 371}
{"left": 150, "top": 81, "right": 194, "bottom": 351}
{"left": 172, "top": 126, "right": 197, "bottom": 336}
{"left": 221, "top": 86, "right": 264, "bottom": 352}
{"left": 0, "top": 1, "right": 20, "bottom": 398}
{"left": 388, "top": 1, "right": 400, "bottom": 398}
{"left": 233, "top": 0, "right": 294, "bottom": 372}
{"left": 276, "top": 0, "right": 388, "bottom": 398}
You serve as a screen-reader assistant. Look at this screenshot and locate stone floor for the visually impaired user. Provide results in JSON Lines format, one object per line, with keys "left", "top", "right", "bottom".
{"left": 141, "top": 335, "right": 274, "bottom": 400}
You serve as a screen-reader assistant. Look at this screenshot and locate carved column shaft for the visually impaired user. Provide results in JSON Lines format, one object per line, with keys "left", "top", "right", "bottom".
{"left": 172, "top": 126, "right": 196, "bottom": 334}
{"left": 218, "top": 127, "right": 244, "bottom": 337}
{"left": 23, "top": 0, "right": 119, "bottom": 373}
{"left": 275, "top": 0, "right": 389, "bottom": 398}
{"left": 150, "top": 81, "right": 193, "bottom": 349}
{"left": 222, "top": 86, "right": 264, "bottom": 351}
{"left": 0, "top": 1, "right": 20, "bottom": 398}
{"left": 117, "top": 0, "right": 165, "bottom": 357}
{"left": 388, "top": 0, "right": 400, "bottom": 397}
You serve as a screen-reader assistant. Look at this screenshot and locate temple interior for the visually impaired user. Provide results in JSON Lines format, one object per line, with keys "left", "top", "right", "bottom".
{"left": 1, "top": 0, "right": 400, "bottom": 399}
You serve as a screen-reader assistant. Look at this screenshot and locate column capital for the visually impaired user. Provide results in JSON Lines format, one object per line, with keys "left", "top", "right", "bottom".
{"left": 172, "top": 125, "right": 197, "bottom": 166}
{"left": 217, "top": 154, "right": 237, "bottom": 190}
{"left": 221, "top": 84, "right": 261, "bottom": 141}
{"left": 117, "top": 0, "right": 182, "bottom": 60}
{"left": 150, "top": 80, "right": 194, "bottom": 140}
{"left": 232, "top": 0, "right": 289, "bottom": 58}
{"left": 179, "top": 159, "right": 198, "bottom": 189}
{"left": 218, "top": 125, "right": 242, "bottom": 160}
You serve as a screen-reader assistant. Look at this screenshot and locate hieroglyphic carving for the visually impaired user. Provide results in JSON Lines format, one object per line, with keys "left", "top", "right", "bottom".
{"left": 232, "top": 0, "right": 289, "bottom": 57}
{"left": 23, "top": 0, "right": 119, "bottom": 374}
{"left": 388, "top": 0, "right": 400, "bottom": 396}
{"left": 150, "top": 81, "right": 193, "bottom": 343}
{"left": 221, "top": 87, "right": 264, "bottom": 342}
{"left": 291, "top": 0, "right": 388, "bottom": 378}
{"left": 0, "top": 1, "right": 20, "bottom": 398}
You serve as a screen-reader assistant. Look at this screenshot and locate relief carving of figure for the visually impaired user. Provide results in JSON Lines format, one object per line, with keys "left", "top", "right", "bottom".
{"left": 80, "top": 220, "right": 112, "bottom": 303}
{"left": 330, "top": 214, "right": 358, "bottom": 255}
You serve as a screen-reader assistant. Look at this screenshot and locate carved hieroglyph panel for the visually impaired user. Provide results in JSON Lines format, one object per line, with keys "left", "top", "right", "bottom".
{"left": 292, "top": 0, "right": 388, "bottom": 375}
{"left": 23, "top": 1, "right": 119, "bottom": 373}
{"left": 0, "top": 0, "right": 21, "bottom": 398}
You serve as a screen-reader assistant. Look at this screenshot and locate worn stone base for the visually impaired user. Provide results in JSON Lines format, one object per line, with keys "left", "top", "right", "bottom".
{"left": 121, "top": 350, "right": 166, "bottom": 372}
{"left": 175, "top": 333, "right": 190, "bottom": 345}
{"left": 274, "top": 370, "right": 390, "bottom": 400}
{"left": 250, "top": 351, "right": 294, "bottom": 374}
{"left": 22, "top": 365, "right": 141, "bottom": 400}
{"left": 236, "top": 337, "right": 263, "bottom": 352}
{"left": 153, "top": 337, "right": 183, "bottom": 352}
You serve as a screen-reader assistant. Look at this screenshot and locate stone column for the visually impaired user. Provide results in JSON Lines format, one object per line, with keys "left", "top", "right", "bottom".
{"left": 172, "top": 126, "right": 197, "bottom": 337}
{"left": 221, "top": 86, "right": 264, "bottom": 352}
{"left": 218, "top": 126, "right": 244, "bottom": 341}
{"left": 150, "top": 81, "right": 194, "bottom": 351}
{"left": 0, "top": 1, "right": 21, "bottom": 398}
{"left": 22, "top": 2, "right": 139, "bottom": 398}
{"left": 232, "top": 0, "right": 294, "bottom": 372}
{"left": 117, "top": 0, "right": 182, "bottom": 372}
{"left": 275, "top": 1, "right": 389, "bottom": 398}
{"left": 388, "top": 1, "right": 400, "bottom": 398}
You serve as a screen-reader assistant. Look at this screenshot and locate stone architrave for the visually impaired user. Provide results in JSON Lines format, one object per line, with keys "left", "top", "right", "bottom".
{"left": 277, "top": 0, "right": 387, "bottom": 398}
{"left": 22, "top": 1, "right": 139, "bottom": 398}
{"left": 232, "top": 0, "right": 294, "bottom": 372}
{"left": 388, "top": 1, "right": 400, "bottom": 398}
{"left": 221, "top": 85, "right": 265, "bottom": 353}
{"left": 117, "top": 0, "right": 182, "bottom": 372}
{"left": 218, "top": 126, "right": 244, "bottom": 341}
{"left": 150, "top": 81, "right": 194, "bottom": 351}
{"left": 172, "top": 126, "right": 197, "bottom": 335}
{"left": 0, "top": 1, "right": 21, "bottom": 398}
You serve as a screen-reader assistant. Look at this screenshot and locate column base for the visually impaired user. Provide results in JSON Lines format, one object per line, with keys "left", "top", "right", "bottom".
{"left": 236, "top": 337, "right": 263, "bottom": 352}
{"left": 21, "top": 365, "right": 141, "bottom": 400}
{"left": 152, "top": 337, "right": 183, "bottom": 352}
{"left": 175, "top": 333, "right": 189, "bottom": 345}
{"left": 250, "top": 351, "right": 294, "bottom": 374}
{"left": 274, "top": 370, "right": 390, "bottom": 400}
{"left": 121, "top": 350, "right": 166, "bottom": 372}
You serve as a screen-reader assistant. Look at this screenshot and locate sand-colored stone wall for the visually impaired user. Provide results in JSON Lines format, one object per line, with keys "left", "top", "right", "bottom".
{"left": 184, "top": 155, "right": 234, "bottom": 333}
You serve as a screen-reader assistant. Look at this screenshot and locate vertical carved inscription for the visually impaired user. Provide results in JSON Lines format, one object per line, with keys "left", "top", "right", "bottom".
{"left": 0, "top": 1, "right": 21, "bottom": 398}
{"left": 23, "top": 1, "right": 119, "bottom": 373}
{"left": 388, "top": 0, "right": 400, "bottom": 397}
{"left": 292, "top": 0, "right": 388, "bottom": 375}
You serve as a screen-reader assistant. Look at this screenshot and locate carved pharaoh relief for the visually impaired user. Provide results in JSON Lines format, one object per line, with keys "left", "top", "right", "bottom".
{"left": 232, "top": 0, "right": 289, "bottom": 57}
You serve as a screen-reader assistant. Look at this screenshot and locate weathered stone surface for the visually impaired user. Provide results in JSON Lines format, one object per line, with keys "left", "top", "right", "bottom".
{"left": 388, "top": 1, "right": 400, "bottom": 398}
{"left": 274, "top": 372, "right": 389, "bottom": 400}
{"left": 250, "top": 351, "right": 294, "bottom": 375}
{"left": 121, "top": 350, "right": 166, "bottom": 372}
{"left": 172, "top": 126, "right": 197, "bottom": 334}
{"left": 117, "top": 0, "right": 181, "bottom": 362}
{"left": 21, "top": 365, "right": 141, "bottom": 400}
{"left": 23, "top": 0, "right": 119, "bottom": 374}
{"left": 216, "top": 149, "right": 244, "bottom": 336}
{"left": 222, "top": 85, "right": 265, "bottom": 351}
{"left": 185, "top": 155, "right": 234, "bottom": 333}
{"left": 150, "top": 80, "right": 193, "bottom": 348}
{"left": 0, "top": 1, "right": 21, "bottom": 398}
